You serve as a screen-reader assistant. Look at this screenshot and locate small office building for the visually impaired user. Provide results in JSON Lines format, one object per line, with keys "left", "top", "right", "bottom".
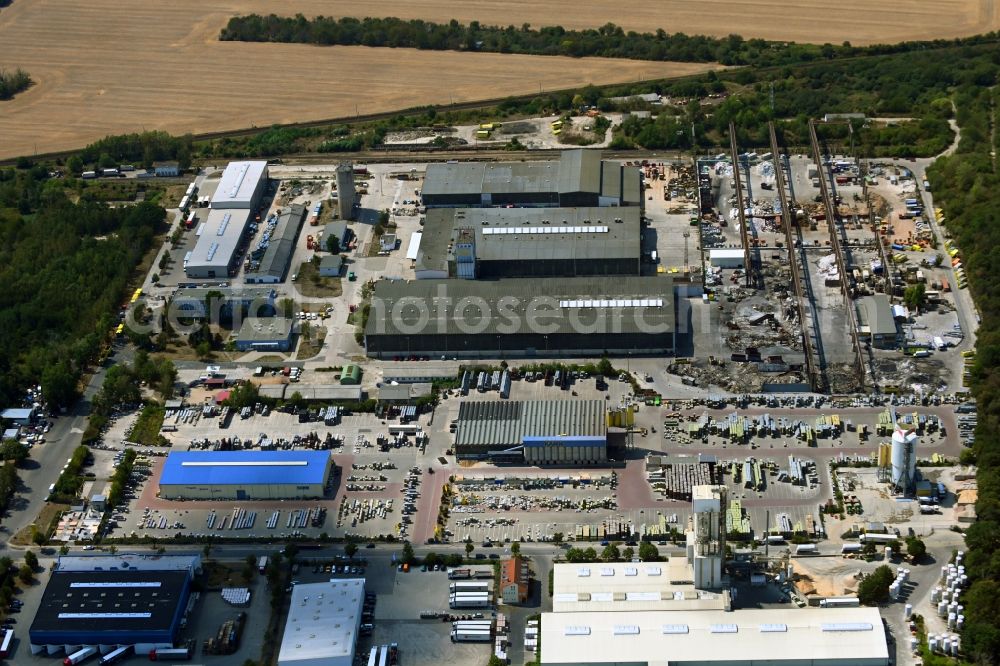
{"left": 234, "top": 317, "right": 295, "bottom": 352}
{"left": 857, "top": 294, "right": 901, "bottom": 348}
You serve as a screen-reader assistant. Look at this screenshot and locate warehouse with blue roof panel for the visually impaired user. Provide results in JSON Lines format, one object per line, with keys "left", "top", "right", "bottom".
{"left": 159, "top": 450, "right": 333, "bottom": 500}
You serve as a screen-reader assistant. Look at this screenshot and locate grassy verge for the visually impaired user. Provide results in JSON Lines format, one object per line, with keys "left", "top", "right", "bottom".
{"left": 11, "top": 502, "right": 69, "bottom": 546}
{"left": 295, "top": 259, "right": 343, "bottom": 298}
{"left": 296, "top": 325, "right": 327, "bottom": 360}
{"left": 128, "top": 403, "right": 167, "bottom": 446}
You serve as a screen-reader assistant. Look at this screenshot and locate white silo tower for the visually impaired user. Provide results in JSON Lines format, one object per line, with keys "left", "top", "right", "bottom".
{"left": 891, "top": 427, "right": 918, "bottom": 494}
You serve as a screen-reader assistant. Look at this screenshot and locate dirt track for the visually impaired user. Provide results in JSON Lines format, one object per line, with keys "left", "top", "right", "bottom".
{"left": 0, "top": 0, "right": 995, "bottom": 159}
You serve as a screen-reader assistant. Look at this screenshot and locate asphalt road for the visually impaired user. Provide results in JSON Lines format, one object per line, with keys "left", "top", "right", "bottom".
{"left": 1, "top": 344, "right": 134, "bottom": 549}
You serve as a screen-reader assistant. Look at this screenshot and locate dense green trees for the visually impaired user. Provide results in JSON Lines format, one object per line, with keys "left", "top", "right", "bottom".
{"left": 638, "top": 541, "right": 661, "bottom": 562}
{"left": 926, "top": 81, "right": 1000, "bottom": 664}
{"left": 0, "top": 67, "right": 31, "bottom": 100}
{"left": 0, "top": 167, "right": 165, "bottom": 409}
{"left": 610, "top": 43, "right": 989, "bottom": 155}
{"left": 78, "top": 131, "right": 194, "bottom": 170}
{"left": 0, "top": 439, "right": 28, "bottom": 463}
{"left": 220, "top": 15, "right": 1000, "bottom": 70}
{"left": 106, "top": 448, "right": 136, "bottom": 508}
{"left": 858, "top": 565, "right": 894, "bottom": 606}
{"left": 0, "top": 462, "right": 18, "bottom": 516}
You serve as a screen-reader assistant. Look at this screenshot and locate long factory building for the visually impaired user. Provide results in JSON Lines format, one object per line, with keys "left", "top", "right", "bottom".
{"left": 414, "top": 206, "right": 641, "bottom": 280}
{"left": 539, "top": 607, "right": 889, "bottom": 666}
{"left": 185, "top": 160, "right": 269, "bottom": 279}
{"left": 364, "top": 276, "right": 675, "bottom": 358}
{"left": 158, "top": 450, "right": 333, "bottom": 500}
{"left": 29, "top": 554, "right": 199, "bottom": 655}
{"left": 455, "top": 400, "right": 607, "bottom": 464}
{"left": 421, "top": 149, "right": 642, "bottom": 209}
{"left": 539, "top": 540, "right": 888, "bottom": 666}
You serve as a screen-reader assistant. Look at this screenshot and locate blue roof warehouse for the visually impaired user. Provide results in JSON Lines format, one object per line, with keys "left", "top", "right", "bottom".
{"left": 158, "top": 450, "right": 334, "bottom": 500}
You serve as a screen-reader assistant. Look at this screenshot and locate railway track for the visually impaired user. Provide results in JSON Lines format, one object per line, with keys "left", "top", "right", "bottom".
{"left": 769, "top": 122, "right": 823, "bottom": 393}
{"left": 808, "top": 119, "right": 867, "bottom": 392}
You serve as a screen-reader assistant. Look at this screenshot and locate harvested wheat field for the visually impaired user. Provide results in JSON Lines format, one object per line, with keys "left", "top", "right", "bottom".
{"left": 0, "top": 0, "right": 718, "bottom": 159}
{"left": 1, "top": 0, "right": 996, "bottom": 158}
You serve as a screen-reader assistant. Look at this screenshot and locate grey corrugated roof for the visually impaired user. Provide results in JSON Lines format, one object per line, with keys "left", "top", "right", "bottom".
{"left": 558, "top": 149, "right": 601, "bottom": 194}
{"left": 601, "top": 162, "right": 621, "bottom": 200}
{"left": 173, "top": 286, "right": 275, "bottom": 303}
{"left": 482, "top": 161, "right": 559, "bottom": 195}
{"left": 366, "top": 276, "right": 674, "bottom": 337}
{"left": 319, "top": 255, "right": 343, "bottom": 272}
{"left": 455, "top": 400, "right": 606, "bottom": 448}
{"left": 249, "top": 204, "right": 304, "bottom": 279}
{"left": 416, "top": 207, "right": 640, "bottom": 274}
{"left": 858, "top": 294, "right": 897, "bottom": 336}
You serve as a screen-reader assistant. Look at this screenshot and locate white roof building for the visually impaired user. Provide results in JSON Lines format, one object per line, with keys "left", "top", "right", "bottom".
{"left": 551, "top": 560, "right": 729, "bottom": 613}
{"left": 185, "top": 208, "right": 253, "bottom": 278}
{"left": 278, "top": 579, "right": 365, "bottom": 666}
{"left": 540, "top": 607, "right": 889, "bottom": 666}
{"left": 211, "top": 161, "right": 269, "bottom": 209}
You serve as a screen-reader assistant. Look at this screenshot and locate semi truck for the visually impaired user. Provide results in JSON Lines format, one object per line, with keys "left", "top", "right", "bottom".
{"left": 100, "top": 646, "right": 134, "bottom": 665}
{"left": 64, "top": 646, "right": 98, "bottom": 666}
{"left": 449, "top": 593, "right": 491, "bottom": 608}
{"left": 451, "top": 628, "right": 492, "bottom": 643}
{"left": 0, "top": 629, "right": 12, "bottom": 659}
{"left": 149, "top": 646, "right": 193, "bottom": 661}
{"left": 820, "top": 596, "right": 861, "bottom": 608}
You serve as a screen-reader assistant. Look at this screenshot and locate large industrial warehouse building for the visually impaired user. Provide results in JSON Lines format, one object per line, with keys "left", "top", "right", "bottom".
{"left": 455, "top": 400, "right": 607, "bottom": 463}
{"left": 210, "top": 160, "right": 269, "bottom": 210}
{"left": 539, "top": 607, "right": 889, "bottom": 666}
{"left": 540, "top": 541, "right": 888, "bottom": 666}
{"left": 364, "top": 276, "right": 674, "bottom": 358}
{"left": 184, "top": 208, "right": 253, "bottom": 278}
{"left": 29, "top": 554, "right": 199, "bottom": 655}
{"left": 421, "top": 150, "right": 642, "bottom": 209}
{"left": 159, "top": 450, "right": 333, "bottom": 500}
{"left": 415, "top": 206, "right": 641, "bottom": 280}
{"left": 277, "top": 579, "right": 365, "bottom": 666}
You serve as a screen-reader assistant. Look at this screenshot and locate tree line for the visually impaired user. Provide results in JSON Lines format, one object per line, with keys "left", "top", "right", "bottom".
{"left": 0, "top": 68, "right": 31, "bottom": 100}
{"left": 608, "top": 42, "right": 988, "bottom": 155}
{"left": 0, "top": 166, "right": 165, "bottom": 409}
{"left": 220, "top": 14, "right": 1000, "bottom": 68}
{"left": 925, "top": 77, "right": 1000, "bottom": 664}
